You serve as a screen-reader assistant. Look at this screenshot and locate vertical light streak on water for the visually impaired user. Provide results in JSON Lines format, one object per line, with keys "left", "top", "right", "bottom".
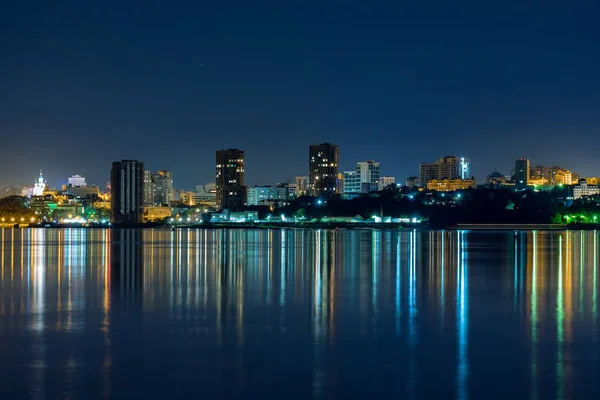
{"left": 395, "top": 234, "right": 401, "bottom": 335}
{"left": 557, "top": 234, "right": 564, "bottom": 400}
{"left": 280, "top": 231, "right": 286, "bottom": 307}
{"left": 594, "top": 230, "right": 597, "bottom": 319}
{"left": 530, "top": 231, "right": 538, "bottom": 400}
{"left": 313, "top": 229, "right": 325, "bottom": 399}
{"left": 514, "top": 232, "right": 518, "bottom": 313}
{"left": 31, "top": 228, "right": 46, "bottom": 398}
{"left": 441, "top": 231, "right": 445, "bottom": 325}
{"left": 372, "top": 230, "right": 379, "bottom": 321}
{"left": 408, "top": 229, "right": 417, "bottom": 399}
{"left": 456, "top": 231, "right": 468, "bottom": 400}
{"left": 580, "top": 230, "right": 584, "bottom": 316}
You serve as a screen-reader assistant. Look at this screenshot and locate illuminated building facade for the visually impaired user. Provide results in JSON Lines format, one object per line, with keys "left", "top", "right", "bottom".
{"left": 68, "top": 174, "right": 86, "bottom": 187}
{"left": 420, "top": 156, "right": 460, "bottom": 186}
{"left": 33, "top": 171, "right": 46, "bottom": 196}
{"left": 110, "top": 160, "right": 144, "bottom": 224}
{"left": 309, "top": 143, "right": 338, "bottom": 197}
{"left": 571, "top": 179, "right": 600, "bottom": 200}
{"left": 459, "top": 157, "right": 470, "bottom": 179}
{"left": 216, "top": 149, "right": 245, "bottom": 210}
{"left": 379, "top": 176, "right": 396, "bottom": 190}
{"left": 427, "top": 178, "right": 476, "bottom": 192}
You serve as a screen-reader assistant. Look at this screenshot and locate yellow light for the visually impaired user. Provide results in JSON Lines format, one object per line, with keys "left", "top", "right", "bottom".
{"left": 11, "top": 217, "right": 15, "bottom": 222}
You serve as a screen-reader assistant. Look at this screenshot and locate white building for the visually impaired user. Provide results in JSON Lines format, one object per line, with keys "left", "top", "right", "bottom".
{"left": 378, "top": 176, "right": 396, "bottom": 190}
{"left": 460, "top": 157, "right": 470, "bottom": 179}
{"left": 68, "top": 174, "right": 86, "bottom": 187}
{"left": 572, "top": 179, "right": 600, "bottom": 200}
{"left": 356, "top": 160, "right": 380, "bottom": 192}
{"left": 247, "top": 186, "right": 277, "bottom": 206}
{"left": 33, "top": 171, "right": 46, "bottom": 196}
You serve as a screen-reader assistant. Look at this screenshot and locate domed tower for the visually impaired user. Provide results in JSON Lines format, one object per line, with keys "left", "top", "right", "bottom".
{"left": 33, "top": 171, "right": 46, "bottom": 196}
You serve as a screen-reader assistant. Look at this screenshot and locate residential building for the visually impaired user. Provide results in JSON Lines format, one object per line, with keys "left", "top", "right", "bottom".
{"left": 406, "top": 176, "right": 421, "bottom": 188}
{"left": 336, "top": 173, "right": 345, "bottom": 194}
{"left": 420, "top": 156, "right": 460, "bottom": 186}
{"left": 309, "top": 143, "right": 338, "bottom": 197}
{"left": 514, "top": 158, "right": 530, "bottom": 186}
{"left": 152, "top": 170, "right": 174, "bottom": 205}
{"left": 379, "top": 176, "right": 396, "bottom": 190}
{"left": 427, "top": 178, "right": 476, "bottom": 192}
{"left": 295, "top": 176, "right": 309, "bottom": 196}
{"left": 216, "top": 149, "right": 245, "bottom": 210}
{"left": 356, "top": 160, "right": 380, "bottom": 192}
{"left": 110, "top": 160, "right": 144, "bottom": 224}
{"left": 143, "top": 170, "right": 153, "bottom": 206}
{"left": 68, "top": 174, "right": 86, "bottom": 187}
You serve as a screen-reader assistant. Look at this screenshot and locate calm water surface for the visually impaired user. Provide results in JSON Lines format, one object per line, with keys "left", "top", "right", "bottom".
{"left": 0, "top": 228, "right": 599, "bottom": 399}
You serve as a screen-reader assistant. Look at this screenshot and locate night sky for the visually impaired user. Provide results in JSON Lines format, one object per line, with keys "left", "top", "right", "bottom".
{"left": 1, "top": 1, "right": 599, "bottom": 189}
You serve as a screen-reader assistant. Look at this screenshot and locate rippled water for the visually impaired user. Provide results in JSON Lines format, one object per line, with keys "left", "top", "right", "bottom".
{"left": 0, "top": 228, "right": 599, "bottom": 399}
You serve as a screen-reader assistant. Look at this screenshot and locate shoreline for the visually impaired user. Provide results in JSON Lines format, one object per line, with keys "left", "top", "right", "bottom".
{"left": 3, "top": 222, "right": 600, "bottom": 231}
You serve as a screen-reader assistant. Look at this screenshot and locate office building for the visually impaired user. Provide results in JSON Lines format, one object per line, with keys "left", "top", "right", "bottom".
{"left": 152, "top": 170, "right": 174, "bottom": 205}
{"left": 143, "top": 170, "right": 153, "bottom": 206}
{"left": 309, "top": 143, "right": 338, "bottom": 197}
{"left": 193, "top": 183, "right": 217, "bottom": 207}
{"left": 514, "top": 158, "right": 530, "bottom": 186}
{"left": 379, "top": 176, "right": 396, "bottom": 190}
{"left": 247, "top": 186, "right": 276, "bottom": 206}
{"left": 216, "top": 149, "right": 245, "bottom": 210}
{"left": 343, "top": 171, "right": 360, "bottom": 197}
{"left": 110, "top": 160, "right": 144, "bottom": 224}
{"left": 420, "top": 156, "right": 460, "bottom": 186}
{"left": 68, "top": 174, "right": 86, "bottom": 187}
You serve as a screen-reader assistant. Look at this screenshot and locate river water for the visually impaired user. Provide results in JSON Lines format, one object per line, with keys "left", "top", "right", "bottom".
{"left": 0, "top": 228, "right": 598, "bottom": 399}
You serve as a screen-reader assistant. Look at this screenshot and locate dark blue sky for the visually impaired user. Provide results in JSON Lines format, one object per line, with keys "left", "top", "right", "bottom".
{"left": 1, "top": 1, "right": 599, "bottom": 189}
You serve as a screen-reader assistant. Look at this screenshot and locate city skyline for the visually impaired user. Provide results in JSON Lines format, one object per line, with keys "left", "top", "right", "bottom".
{"left": 2, "top": 2, "right": 599, "bottom": 188}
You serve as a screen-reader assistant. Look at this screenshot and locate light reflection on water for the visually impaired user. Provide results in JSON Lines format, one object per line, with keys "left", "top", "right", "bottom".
{"left": 0, "top": 228, "right": 599, "bottom": 399}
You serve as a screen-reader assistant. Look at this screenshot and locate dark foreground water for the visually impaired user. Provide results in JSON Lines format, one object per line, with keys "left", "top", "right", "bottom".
{"left": 0, "top": 228, "right": 599, "bottom": 399}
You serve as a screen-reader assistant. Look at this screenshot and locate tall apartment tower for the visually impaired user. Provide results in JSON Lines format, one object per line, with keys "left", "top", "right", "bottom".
{"left": 309, "top": 143, "right": 339, "bottom": 197}
{"left": 216, "top": 149, "right": 246, "bottom": 210}
{"left": 111, "top": 160, "right": 144, "bottom": 224}
{"left": 152, "top": 170, "right": 174, "bottom": 205}
{"left": 514, "top": 158, "right": 530, "bottom": 186}
{"left": 143, "top": 170, "right": 153, "bottom": 206}
{"left": 420, "top": 156, "right": 460, "bottom": 186}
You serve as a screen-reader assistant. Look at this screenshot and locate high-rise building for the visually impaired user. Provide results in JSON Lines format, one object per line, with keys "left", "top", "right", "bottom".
{"left": 378, "top": 176, "right": 396, "bottom": 190}
{"left": 152, "top": 170, "right": 174, "bottom": 205}
{"left": 111, "top": 160, "right": 144, "bottom": 224}
{"left": 295, "top": 176, "right": 309, "bottom": 196}
{"left": 309, "top": 143, "right": 339, "bottom": 197}
{"left": 343, "top": 160, "right": 381, "bottom": 196}
{"left": 459, "top": 157, "right": 470, "bottom": 180}
{"left": 356, "top": 160, "right": 380, "bottom": 192}
{"left": 68, "top": 174, "right": 86, "bottom": 187}
{"left": 216, "top": 149, "right": 245, "bottom": 210}
{"left": 143, "top": 170, "right": 153, "bottom": 206}
{"left": 514, "top": 158, "right": 530, "bottom": 186}
{"left": 420, "top": 156, "right": 460, "bottom": 186}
